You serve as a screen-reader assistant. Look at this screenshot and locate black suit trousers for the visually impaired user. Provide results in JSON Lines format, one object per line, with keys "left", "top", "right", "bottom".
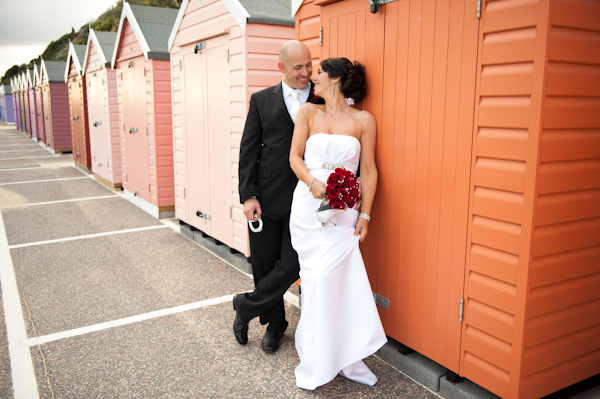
{"left": 237, "top": 212, "right": 300, "bottom": 333}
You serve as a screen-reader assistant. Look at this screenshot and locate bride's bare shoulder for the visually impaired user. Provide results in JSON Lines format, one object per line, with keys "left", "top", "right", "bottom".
{"left": 354, "top": 109, "right": 376, "bottom": 127}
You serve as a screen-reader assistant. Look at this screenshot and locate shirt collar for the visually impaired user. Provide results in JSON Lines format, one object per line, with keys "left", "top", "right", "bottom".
{"left": 282, "top": 78, "right": 310, "bottom": 99}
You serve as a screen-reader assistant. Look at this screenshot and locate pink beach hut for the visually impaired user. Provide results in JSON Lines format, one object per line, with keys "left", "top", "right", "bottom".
{"left": 65, "top": 42, "right": 92, "bottom": 169}
{"left": 33, "top": 63, "right": 46, "bottom": 144}
{"left": 83, "top": 29, "right": 122, "bottom": 190}
{"left": 10, "top": 78, "right": 21, "bottom": 130}
{"left": 26, "top": 68, "right": 41, "bottom": 141}
{"left": 168, "top": 0, "right": 295, "bottom": 256}
{"left": 111, "top": 3, "right": 178, "bottom": 218}
{"left": 40, "top": 59, "right": 72, "bottom": 153}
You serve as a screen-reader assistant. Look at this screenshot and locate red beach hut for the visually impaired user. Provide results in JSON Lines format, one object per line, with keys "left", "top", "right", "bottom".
{"left": 40, "top": 59, "right": 72, "bottom": 153}
{"left": 83, "top": 29, "right": 122, "bottom": 190}
{"left": 168, "top": 0, "right": 295, "bottom": 256}
{"left": 33, "top": 63, "right": 46, "bottom": 144}
{"left": 65, "top": 42, "right": 92, "bottom": 170}
{"left": 111, "top": 3, "right": 178, "bottom": 218}
{"left": 19, "top": 72, "right": 29, "bottom": 135}
{"left": 295, "top": 0, "right": 600, "bottom": 398}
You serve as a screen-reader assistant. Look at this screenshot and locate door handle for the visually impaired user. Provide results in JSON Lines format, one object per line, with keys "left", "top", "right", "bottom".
{"left": 129, "top": 127, "right": 138, "bottom": 134}
{"left": 73, "top": 116, "right": 79, "bottom": 121}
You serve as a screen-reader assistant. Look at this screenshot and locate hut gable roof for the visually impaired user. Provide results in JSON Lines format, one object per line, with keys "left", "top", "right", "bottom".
{"left": 291, "top": 0, "right": 302, "bottom": 17}
{"left": 83, "top": 29, "right": 118, "bottom": 74}
{"left": 26, "top": 69, "right": 34, "bottom": 89}
{"left": 33, "top": 63, "right": 42, "bottom": 86}
{"left": 41, "top": 60, "right": 68, "bottom": 83}
{"left": 64, "top": 42, "right": 87, "bottom": 82}
{"left": 112, "top": 2, "right": 178, "bottom": 65}
{"left": 168, "top": 0, "right": 293, "bottom": 51}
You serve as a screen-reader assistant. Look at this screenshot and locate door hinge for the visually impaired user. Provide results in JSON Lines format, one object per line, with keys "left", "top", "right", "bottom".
{"left": 179, "top": 59, "right": 182, "bottom": 70}
{"left": 227, "top": 49, "right": 230, "bottom": 63}
{"left": 373, "top": 293, "right": 390, "bottom": 309}
{"left": 124, "top": 173, "right": 127, "bottom": 182}
{"left": 230, "top": 206, "right": 232, "bottom": 218}
{"left": 477, "top": 0, "right": 481, "bottom": 18}
{"left": 183, "top": 187, "right": 186, "bottom": 199}
{"left": 148, "top": 184, "right": 151, "bottom": 192}
{"left": 319, "top": 27, "right": 323, "bottom": 46}
{"left": 146, "top": 126, "right": 148, "bottom": 135}
{"left": 459, "top": 297, "right": 464, "bottom": 322}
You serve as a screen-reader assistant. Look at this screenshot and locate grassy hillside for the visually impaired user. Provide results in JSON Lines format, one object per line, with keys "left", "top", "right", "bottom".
{"left": 1, "top": 0, "right": 181, "bottom": 85}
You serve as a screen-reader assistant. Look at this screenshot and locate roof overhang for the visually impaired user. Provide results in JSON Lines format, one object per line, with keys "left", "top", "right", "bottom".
{"left": 111, "top": 2, "right": 152, "bottom": 67}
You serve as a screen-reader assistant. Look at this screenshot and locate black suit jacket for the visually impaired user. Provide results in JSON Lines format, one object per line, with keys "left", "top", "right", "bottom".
{"left": 238, "top": 81, "right": 321, "bottom": 215}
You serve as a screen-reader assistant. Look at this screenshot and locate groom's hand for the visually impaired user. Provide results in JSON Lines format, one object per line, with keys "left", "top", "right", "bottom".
{"left": 243, "top": 198, "right": 262, "bottom": 221}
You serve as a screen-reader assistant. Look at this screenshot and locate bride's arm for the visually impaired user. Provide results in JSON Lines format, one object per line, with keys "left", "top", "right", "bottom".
{"left": 355, "top": 111, "right": 378, "bottom": 242}
{"left": 290, "top": 104, "right": 326, "bottom": 199}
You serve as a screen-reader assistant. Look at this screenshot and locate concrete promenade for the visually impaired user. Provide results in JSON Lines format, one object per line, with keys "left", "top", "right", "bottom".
{"left": 0, "top": 122, "right": 439, "bottom": 398}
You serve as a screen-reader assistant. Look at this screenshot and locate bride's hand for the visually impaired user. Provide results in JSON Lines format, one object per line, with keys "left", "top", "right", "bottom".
{"left": 310, "top": 179, "right": 327, "bottom": 199}
{"left": 354, "top": 218, "right": 368, "bottom": 242}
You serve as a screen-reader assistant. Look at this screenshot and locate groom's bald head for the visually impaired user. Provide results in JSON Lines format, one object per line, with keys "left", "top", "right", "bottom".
{"left": 278, "top": 40, "right": 313, "bottom": 90}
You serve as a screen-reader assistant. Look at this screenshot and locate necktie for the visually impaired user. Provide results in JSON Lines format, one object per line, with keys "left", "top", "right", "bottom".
{"left": 290, "top": 90, "right": 300, "bottom": 123}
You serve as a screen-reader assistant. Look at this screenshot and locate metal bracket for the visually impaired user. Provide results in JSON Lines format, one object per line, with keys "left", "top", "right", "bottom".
{"left": 369, "top": 0, "right": 397, "bottom": 13}
{"left": 459, "top": 297, "right": 464, "bottom": 322}
{"left": 477, "top": 0, "right": 481, "bottom": 18}
{"left": 196, "top": 210, "right": 211, "bottom": 220}
{"left": 319, "top": 27, "right": 323, "bottom": 47}
{"left": 373, "top": 293, "right": 390, "bottom": 309}
{"left": 194, "top": 42, "right": 206, "bottom": 54}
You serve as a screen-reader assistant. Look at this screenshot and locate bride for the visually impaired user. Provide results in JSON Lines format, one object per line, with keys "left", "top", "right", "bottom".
{"left": 289, "top": 57, "right": 387, "bottom": 390}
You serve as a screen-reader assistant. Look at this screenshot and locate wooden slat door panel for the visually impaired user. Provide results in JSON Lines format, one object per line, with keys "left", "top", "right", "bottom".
{"left": 122, "top": 61, "right": 150, "bottom": 201}
{"left": 319, "top": 0, "right": 480, "bottom": 373}
{"left": 88, "top": 75, "right": 108, "bottom": 178}
{"left": 183, "top": 48, "right": 210, "bottom": 233}
{"left": 68, "top": 78, "right": 82, "bottom": 160}
{"left": 183, "top": 36, "right": 232, "bottom": 243}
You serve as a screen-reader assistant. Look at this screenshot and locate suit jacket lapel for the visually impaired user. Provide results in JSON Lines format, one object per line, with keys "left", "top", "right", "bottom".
{"left": 272, "top": 83, "right": 294, "bottom": 125}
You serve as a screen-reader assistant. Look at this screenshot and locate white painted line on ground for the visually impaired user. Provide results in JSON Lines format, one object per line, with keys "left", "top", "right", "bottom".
{"left": 0, "top": 177, "right": 90, "bottom": 186}
{"left": 0, "top": 155, "right": 58, "bottom": 161}
{"left": 0, "top": 149, "right": 46, "bottom": 153}
{"left": 27, "top": 294, "right": 235, "bottom": 347}
{"left": 0, "top": 167, "right": 44, "bottom": 172}
{"left": 3, "top": 195, "right": 120, "bottom": 209}
{"left": 0, "top": 144, "right": 41, "bottom": 148}
{"left": 9, "top": 225, "right": 169, "bottom": 249}
{"left": 0, "top": 211, "right": 40, "bottom": 398}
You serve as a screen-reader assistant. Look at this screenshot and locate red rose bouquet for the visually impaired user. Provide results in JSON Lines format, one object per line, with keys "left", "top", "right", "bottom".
{"left": 325, "top": 168, "right": 360, "bottom": 209}
{"left": 315, "top": 168, "right": 360, "bottom": 230}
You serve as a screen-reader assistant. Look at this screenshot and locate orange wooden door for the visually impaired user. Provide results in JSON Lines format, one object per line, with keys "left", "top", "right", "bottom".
{"left": 183, "top": 35, "right": 232, "bottom": 244}
{"left": 320, "top": 0, "right": 480, "bottom": 373}
{"left": 122, "top": 60, "right": 150, "bottom": 201}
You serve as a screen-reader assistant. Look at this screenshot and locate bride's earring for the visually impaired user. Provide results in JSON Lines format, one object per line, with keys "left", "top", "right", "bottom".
{"left": 331, "top": 82, "right": 334, "bottom": 97}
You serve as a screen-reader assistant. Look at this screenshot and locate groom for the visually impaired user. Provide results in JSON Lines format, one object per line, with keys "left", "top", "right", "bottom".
{"left": 235, "top": 40, "right": 320, "bottom": 353}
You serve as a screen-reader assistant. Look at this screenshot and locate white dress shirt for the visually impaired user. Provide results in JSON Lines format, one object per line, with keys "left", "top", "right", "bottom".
{"left": 281, "top": 78, "right": 311, "bottom": 116}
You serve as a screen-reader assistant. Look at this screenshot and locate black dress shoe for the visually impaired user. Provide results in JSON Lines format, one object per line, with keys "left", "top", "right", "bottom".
{"left": 233, "top": 294, "right": 248, "bottom": 345}
{"left": 262, "top": 330, "right": 283, "bottom": 353}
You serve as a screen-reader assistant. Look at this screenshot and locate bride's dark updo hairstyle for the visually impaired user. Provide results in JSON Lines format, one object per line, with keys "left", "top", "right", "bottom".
{"left": 320, "top": 57, "right": 367, "bottom": 104}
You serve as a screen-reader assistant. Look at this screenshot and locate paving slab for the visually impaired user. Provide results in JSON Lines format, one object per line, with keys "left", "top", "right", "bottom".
{"left": 0, "top": 165, "right": 86, "bottom": 184}
{"left": 0, "top": 155, "right": 71, "bottom": 170}
{"left": 29, "top": 302, "right": 438, "bottom": 398}
{"left": 11, "top": 228, "right": 254, "bottom": 336}
{"left": 0, "top": 178, "right": 116, "bottom": 207}
{"left": 3, "top": 196, "right": 163, "bottom": 245}
{"left": 0, "top": 149, "right": 56, "bottom": 160}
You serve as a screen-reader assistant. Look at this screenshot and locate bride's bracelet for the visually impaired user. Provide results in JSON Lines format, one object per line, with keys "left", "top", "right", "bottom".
{"left": 308, "top": 177, "right": 317, "bottom": 191}
{"left": 359, "top": 213, "right": 371, "bottom": 222}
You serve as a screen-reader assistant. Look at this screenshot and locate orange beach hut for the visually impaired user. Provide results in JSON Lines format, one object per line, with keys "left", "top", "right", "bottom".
{"left": 83, "top": 29, "right": 122, "bottom": 190}
{"left": 40, "top": 59, "right": 72, "bottom": 153}
{"left": 295, "top": 0, "right": 600, "bottom": 398}
{"left": 65, "top": 42, "right": 92, "bottom": 170}
{"left": 111, "top": 3, "right": 178, "bottom": 218}
{"left": 168, "top": 0, "right": 295, "bottom": 256}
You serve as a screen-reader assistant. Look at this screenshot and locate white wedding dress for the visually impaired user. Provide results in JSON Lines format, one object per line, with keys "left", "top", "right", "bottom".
{"left": 290, "top": 133, "right": 387, "bottom": 390}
